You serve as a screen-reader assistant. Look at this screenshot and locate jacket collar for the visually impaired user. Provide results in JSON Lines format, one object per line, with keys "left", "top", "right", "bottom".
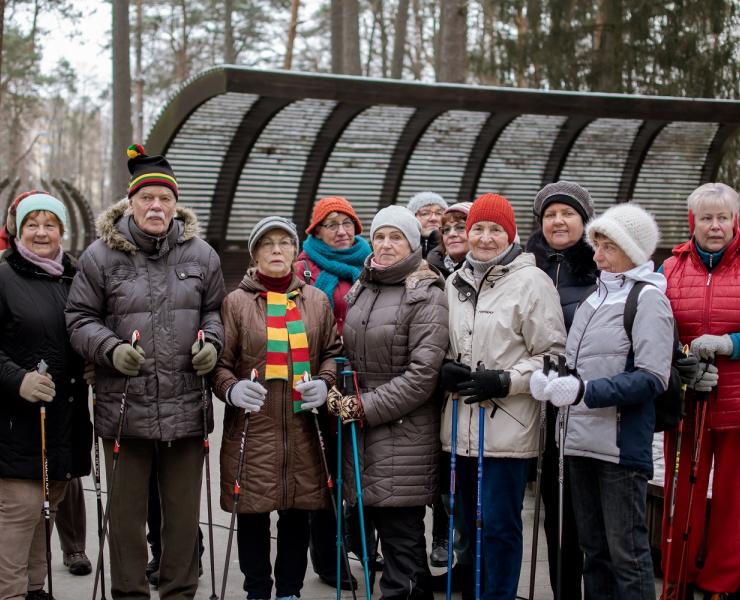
{"left": 238, "top": 267, "right": 304, "bottom": 295}
{"left": 526, "top": 229, "right": 598, "bottom": 283}
{"left": 1, "top": 240, "right": 76, "bottom": 280}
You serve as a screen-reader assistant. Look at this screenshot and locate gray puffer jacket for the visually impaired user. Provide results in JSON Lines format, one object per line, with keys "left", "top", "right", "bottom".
{"left": 66, "top": 200, "right": 225, "bottom": 441}
{"left": 342, "top": 248, "right": 449, "bottom": 507}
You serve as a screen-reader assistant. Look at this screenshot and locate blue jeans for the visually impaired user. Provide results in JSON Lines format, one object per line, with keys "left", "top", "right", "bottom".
{"left": 568, "top": 457, "right": 655, "bottom": 600}
{"left": 457, "top": 455, "right": 529, "bottom": 600}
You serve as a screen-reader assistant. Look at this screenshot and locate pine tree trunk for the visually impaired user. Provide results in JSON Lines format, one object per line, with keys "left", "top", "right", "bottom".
{"left": 391, "top": 0, "right": 410, "bottom": 79}
{"left": 331, "top": 0, "right": 343, "bottom": 73}
{"left": 343, "top": 0, "right": 362, "bottom": 75}
{"left": 0, "top": 0, "right": 5, "bottom": 113}
{"left": 591, "top": 0, "right": 623, "bottom": 91}
{"left": 284, "top": 0, "right": 300, "bottom": 69}
{"left": 224, "top": 0, "right": 236, "bottom": 63}
{"left": 134, "top": 0, "right": 144, "bottom": 142}
{"left": 111, "top": 0, "right": 133, "bottom": 200}
{"left": 439, "top": 0, "right": 467, "bottom": 83}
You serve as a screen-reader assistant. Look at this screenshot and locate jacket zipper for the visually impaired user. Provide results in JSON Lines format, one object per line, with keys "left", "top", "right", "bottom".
{"left": 282, "top": 380, "right": 289, "bottom": 507}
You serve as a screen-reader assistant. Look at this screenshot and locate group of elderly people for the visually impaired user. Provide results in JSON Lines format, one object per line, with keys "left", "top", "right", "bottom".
{"left": 0, "top": 142, "right": 738, "bottom": 600}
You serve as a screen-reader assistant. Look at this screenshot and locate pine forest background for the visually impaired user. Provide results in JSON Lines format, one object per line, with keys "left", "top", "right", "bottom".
{"left": 1, "top": 0, "right": 738, "bottom": 213}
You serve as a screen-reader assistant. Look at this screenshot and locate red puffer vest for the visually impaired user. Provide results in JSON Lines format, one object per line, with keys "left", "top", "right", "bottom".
{"left": 663, "top": 234, "right": 740, "bottom": 429}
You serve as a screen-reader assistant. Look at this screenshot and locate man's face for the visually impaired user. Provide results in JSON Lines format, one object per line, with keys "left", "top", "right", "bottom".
{"left": 129, "top": 185, "right": 177, "bottom": 236}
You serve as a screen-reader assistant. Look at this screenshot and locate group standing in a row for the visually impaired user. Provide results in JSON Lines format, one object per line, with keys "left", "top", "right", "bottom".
{"left": 0, "top": 144, "right": 738, "bottom": 600}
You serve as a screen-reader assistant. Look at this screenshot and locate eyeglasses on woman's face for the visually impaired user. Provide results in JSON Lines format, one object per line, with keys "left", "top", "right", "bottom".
{"left": 319, "top": 219, "right": 355, "bottom": 233}
{"left": 441, "top": 223, "right": 466, "bottom": 236}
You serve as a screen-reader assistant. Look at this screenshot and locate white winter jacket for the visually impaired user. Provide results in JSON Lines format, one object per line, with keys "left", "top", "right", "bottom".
{"left": 441, "top": 250, "right": 566, "bottom": 458}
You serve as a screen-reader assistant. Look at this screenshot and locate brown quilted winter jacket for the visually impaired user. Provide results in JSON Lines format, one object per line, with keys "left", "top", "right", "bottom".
{"left": 341, "top": 248, "right": 449, "bottom": 507}
{"left": 213, "top": 269, "right": 341, "bottom": 513}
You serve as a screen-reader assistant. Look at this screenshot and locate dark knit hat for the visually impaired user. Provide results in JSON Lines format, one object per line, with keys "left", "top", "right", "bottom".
{"left": 127, "top": 144, "right": 178, "bottom": 198}
{"left": 533, "top": 180, "right": 594, "bottom": 223}
{"left": 306, "top": 196, "right": 363, "bottom": 235}
{"left": 466, "top": 193, "right": 517, "bottom": 243}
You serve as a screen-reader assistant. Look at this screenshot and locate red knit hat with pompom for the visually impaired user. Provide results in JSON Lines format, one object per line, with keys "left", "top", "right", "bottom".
{"left": 466, "top": 193, "right": 517, "bottom": 243}
{"left": 306, "top": 196, "right": 363, "bottom": 235}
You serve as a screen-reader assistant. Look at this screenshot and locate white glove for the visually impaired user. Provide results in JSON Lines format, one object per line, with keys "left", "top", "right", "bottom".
{"left": 227, "top": 379, "right": 267, "bottom": 413}
{"left": 530, "top": 369, "right": 557, "bottom": 401}
{"left": 690, "top": 334, "right": 733, "bottom": 360}
{"left": 693, "top": 362, "right": 719, "bottom": 393}
{"left": 543, "top": 375, "right": 585, "bottom": 408}
{"left": 19, "top": 371, "right": 55, "bottom": 403}
{"left": 295, "top": 378, "right": 328, "bottom": 411}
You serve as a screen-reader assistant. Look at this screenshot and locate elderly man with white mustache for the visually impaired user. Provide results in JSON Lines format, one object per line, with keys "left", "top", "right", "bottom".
{"left": 66, "top": 145, "right": 225, "bottom": 599}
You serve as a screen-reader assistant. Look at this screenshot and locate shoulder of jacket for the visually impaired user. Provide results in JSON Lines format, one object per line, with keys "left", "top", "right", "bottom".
{"left": 406, "top": 259, "right": 444, "bottom": 292}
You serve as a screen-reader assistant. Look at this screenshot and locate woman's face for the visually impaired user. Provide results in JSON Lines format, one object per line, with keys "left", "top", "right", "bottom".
{"left": 441, "top": 214, "right": 468, "bottom": 261}
{"left": 541, "top": 202, "right": 585, "bottom": 250}
{"left": 19, "top": 210, "right": 62, "bottom": 260}
{"left": 693, "top": 201, "right": 735, "bottom": 253}
{"left": 314, "top": 211, "right": 356, "bottom": 249}
{"left": 592, "top": 234, "right": 635, "bottom": 273}
{"left": 372, "top": 226, "right": 412, "bottom": 267}
{"left": 254, "top": 228, "right": 296, "bottom": 277}
{"left": 467, "top": 221, "right": 510, "bottom": 262}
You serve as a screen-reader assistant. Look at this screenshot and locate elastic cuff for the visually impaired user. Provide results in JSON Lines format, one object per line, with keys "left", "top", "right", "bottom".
{"left": 225, "top": 383, "right": 236, "bottom": 406}
{"left": 97, "top": 337, "right": 123, "bottom": 367}
{"left": 575, "top": 380, "right": 587, "bottom": 405}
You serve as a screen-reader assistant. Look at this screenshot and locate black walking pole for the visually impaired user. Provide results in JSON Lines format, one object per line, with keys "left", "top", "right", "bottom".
{"left": 37, "top": 359, "right": 54, "bottom": 600}
{"left": 91, "top": 384, "right": 107, "bottom": 600}
{"left": 220, "top": 368, "right": 257, "bottom": 600}
{"left": 555, "top": 354, "right": 568, "bottom": 600}
{"left": 92, "top": 330, "right": 140, "bottom": 600}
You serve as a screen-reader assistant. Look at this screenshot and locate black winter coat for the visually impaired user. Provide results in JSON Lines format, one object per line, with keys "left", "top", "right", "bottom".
{"left": 525, "top": 230, "right": 598, "bottom": 331}
{"left": 0, "top": 244, "right": 91, "bottom": 481}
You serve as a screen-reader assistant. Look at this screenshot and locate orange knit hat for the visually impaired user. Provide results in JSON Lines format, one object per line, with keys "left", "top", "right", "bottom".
{"left": 306, "top": 196, "right": 363, "bottom": 235}
{"left": 466, "top": 193, "right": 517, "bottom": 243}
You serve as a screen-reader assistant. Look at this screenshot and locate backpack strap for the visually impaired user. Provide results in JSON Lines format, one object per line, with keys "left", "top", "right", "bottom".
{"left": 302, "top": 260, "right": 312, "bottom": 285}
{"left": 623, "top": 281, "right": 650, "bottom": 345}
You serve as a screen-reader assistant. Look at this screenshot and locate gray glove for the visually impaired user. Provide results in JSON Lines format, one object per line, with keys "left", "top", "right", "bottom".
{"left": 228, "top": 379, "right": 267, "bottom": 413}
{"left": 112, "top": 343, "right": 146, "bottom": 377}
{"left": 19, "top": 371, "right": 55, "bottom": 403}
{"left": 690, "top": 334, "right": 733, "bottom": 360}
{"left": 693, "top": 362, "right": 719, "bottom": 393}
{"left": 191, "top": 341, "right": 218, "bottom": 376}
{"left": 295, "top": 378, "right": 328, "bottom": 411}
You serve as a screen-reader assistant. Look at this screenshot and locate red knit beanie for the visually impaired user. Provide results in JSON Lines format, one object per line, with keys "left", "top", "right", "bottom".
{"left": 466, "top": 193, "right": 517, "bottom": 242}
{"left": 306, "top": 196, "right": 363, "bottom": 235}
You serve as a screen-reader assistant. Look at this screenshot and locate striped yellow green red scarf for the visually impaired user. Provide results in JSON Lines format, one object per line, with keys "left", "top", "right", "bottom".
{"left": 265, "top": 291, "right": 311, "bottom": 413}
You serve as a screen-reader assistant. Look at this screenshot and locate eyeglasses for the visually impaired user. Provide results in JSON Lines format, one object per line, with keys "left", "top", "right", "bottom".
{"left": 319, "top": 219, "right": 355, "bottom": 233}
{"left": 417, "top": 209, "right": 444, "bottom": 219}
{"left": 441, "top": 224, "right": 466, "bottom": 236}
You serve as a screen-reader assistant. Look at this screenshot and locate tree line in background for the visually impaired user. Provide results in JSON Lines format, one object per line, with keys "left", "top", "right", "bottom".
{"left": 0, "top": 0, "right": 738, "bottom": 210}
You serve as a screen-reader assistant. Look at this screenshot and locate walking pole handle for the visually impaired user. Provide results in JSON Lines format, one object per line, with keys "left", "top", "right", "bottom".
{"left": 557, "top": 354, "right": 567, "bottom": 377}
{"left": 131, "top": 330, "right": 141, "bottom": 349}
{"left": 543, "top": 355, "right": 552, "bottom": 376}
{"left": 37, "top": 359, "right": 49, "bottom": 375}
{"left": 198, "top": 329, "right": 205, "bottom": 350}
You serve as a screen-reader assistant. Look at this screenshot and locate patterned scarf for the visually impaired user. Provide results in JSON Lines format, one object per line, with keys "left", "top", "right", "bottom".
{"left": 264, "top": 290, "right": 311, "bottom": 413}
{"left": 302, "top": 235, "right": 371, "bottom": 307}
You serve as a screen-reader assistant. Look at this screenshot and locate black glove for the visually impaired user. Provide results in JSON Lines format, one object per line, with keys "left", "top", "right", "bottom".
{"left": 675, "top": 352, "right": 700, "bottom": 386}
{"left": 439, "top": 360, "right": 472, "bottom": 392}
{"left": 459, "top": 369, "right": 511, "bottom": 404}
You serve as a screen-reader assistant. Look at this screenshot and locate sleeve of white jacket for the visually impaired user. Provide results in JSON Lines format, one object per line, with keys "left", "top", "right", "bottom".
{"left": 507, "top": 269, "right": 567, "bottom": 396}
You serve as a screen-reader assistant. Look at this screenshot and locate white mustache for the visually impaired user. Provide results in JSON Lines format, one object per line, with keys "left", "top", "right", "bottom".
{"left": 146, "top": 210, "right": 166, "bottom": 220}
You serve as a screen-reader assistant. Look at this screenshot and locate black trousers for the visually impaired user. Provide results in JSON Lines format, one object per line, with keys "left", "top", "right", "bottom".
{"left": 541, "top": 404, "right": 584, "bottom": 600}
{"left": 367, "top": 505, "right": 433, "bottom": 600}
{"left": 237, "top": 509, "right": 310, "bottom": 599}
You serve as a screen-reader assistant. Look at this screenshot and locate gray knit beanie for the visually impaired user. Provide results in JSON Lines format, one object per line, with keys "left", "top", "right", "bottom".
{"left": 407, "top": 191, "right": 448, "bottom": 216}
{"left": 534, "top": 181, "right": 594, "bottom": 223}
{"left": 248, "top": 216, "right": 300, "bottom": 256}
{"left": 370, "top": 205, "right": 421, "bottom": 251}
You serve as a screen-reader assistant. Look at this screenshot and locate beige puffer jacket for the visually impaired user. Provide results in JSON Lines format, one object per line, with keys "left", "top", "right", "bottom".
{"left": 342, "top": 249, "right": 449, "bottom": 507}
{"left": 441, "top": 250, "right": 566, "bottom": 458}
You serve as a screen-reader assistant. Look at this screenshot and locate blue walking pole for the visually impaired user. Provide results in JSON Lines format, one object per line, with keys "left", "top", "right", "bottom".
{"left": 475, "top": 404, "right": 485, "bottom": 600}
{"left": 446, "top": 393, "right": 459, "bottom": 600}
{"left": 343, "top": 368, "right": 372, "bottom": 600}
{"left": 335, "top": 357, "right": 348, "bottom": 600}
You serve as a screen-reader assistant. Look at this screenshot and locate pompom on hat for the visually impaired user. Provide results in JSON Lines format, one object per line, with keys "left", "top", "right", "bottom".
{"left": 466, "top": 193, "right": 517, "bottom": 243}
{"left": 586, "top": 203, "right": 660, "bottom": 266}
{"left": 306, "top": 196, "right": 363, "bottom": 235}
{"left": 126, "top": 144, "right": 178, "bottom": 199}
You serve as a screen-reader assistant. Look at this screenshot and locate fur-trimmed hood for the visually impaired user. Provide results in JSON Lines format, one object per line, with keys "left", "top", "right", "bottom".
{"left": 97, "top": 198, "right": 200, "bottom": 254}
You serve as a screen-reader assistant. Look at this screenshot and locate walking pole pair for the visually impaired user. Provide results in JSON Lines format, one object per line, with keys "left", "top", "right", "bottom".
{"left": 220, "top": 367, "right": 258, "bottom": 600}
{"left": 555, "top": 354, "right": 569, "bottom": 600}
{"left": 91, "top": 384, "right": 107, "bottom": 600}
{"left": 339, "top": 365, "right": 372, "bottom": 600}
{"left": 197, "top": 331, "right": 219, "bottom": 600}
{"left": 527, "top": 355, "right": 552, "bottom": 600}
{"left": 37, "top": 359, "right": 54, "bottom": 600}
{"left": 301, "top": 369, "right": 357, "bottom": 600}
{"left": 92, "top": 330, "right": 140, "bottom": 600}
{"left": 445, "top": 391, "right": 459, "bottom": 600}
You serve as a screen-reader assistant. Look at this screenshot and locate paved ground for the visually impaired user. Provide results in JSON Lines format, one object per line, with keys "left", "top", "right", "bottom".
{"left": 47, "top": 398, "right": 664, "bottom": 599}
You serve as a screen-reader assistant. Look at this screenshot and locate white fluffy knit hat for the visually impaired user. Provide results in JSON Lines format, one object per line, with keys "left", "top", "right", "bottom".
{"left": 586, "top": 203, "right": 660, "bottom": 266}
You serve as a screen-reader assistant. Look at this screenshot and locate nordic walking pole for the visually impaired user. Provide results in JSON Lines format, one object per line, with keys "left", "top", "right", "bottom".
{"left": 446, "top": 390, "right": 459, "bottom": 600}
{"left": 528, "top": 355, "right": 552, "bottom": 600}
{"left": 335, "top": 358, "right": 349, "bottom": 600}
{"left": 302, "top": 370, "right": 358, "bottom": 600}
{"left": 662, "top": 344, "right": 689, "bottom": 600}
{"left": 220, "top": 368, "right": 257, "bottom": 600}
{"left": 474, "top": 396, "right": 485, "bottom": 600}
{"left": 91, "top": 384, "right": 107, "bottom": 600}
{"left": 197, "top": 331, "right": 219, "bottom": 600}
{"left": 555, "top": 354, "right": 569, "bottom": 600}
{"left": 345, "top": 369, "right": 372, "bottom": 600}
{"left": 37, "top": 359, "right": 53, "bottom": 600}
{"left": 676, "top": 359, "right": 712, "bottom": 600}
{"left": 93, "top": 330, "right": 140, "bottom": 600}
